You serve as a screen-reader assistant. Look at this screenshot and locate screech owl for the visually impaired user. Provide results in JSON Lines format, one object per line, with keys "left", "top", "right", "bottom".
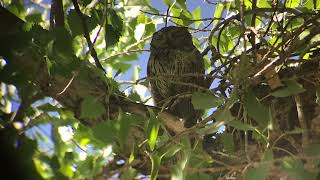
{"left": 147, "top": 26, "right": 205, "bottom": 128}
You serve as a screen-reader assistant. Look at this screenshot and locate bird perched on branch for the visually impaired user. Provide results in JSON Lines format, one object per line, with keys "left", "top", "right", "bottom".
{"left": 147, "top": 26, "right": 205, "bottom": 128}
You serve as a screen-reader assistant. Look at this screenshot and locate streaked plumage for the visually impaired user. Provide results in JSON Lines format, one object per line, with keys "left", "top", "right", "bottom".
{"left": 147, "top": 26, "right": 205, "bottom": 128}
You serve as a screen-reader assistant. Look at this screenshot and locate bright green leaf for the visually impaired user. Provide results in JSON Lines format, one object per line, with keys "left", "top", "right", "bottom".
{"left": 192, "top": 7, "right": 201, "bottom": 28}
{"left": 286, "top": 0, "right": 300, "bottom": 8}
{"left": 257, "top": 0, "right": 271, "bottom": 8}
{"left": 163, "top": 0, "right": 172, "bottom": 6}
{"left": 213, "top": 4, "right": 224, "bottom": 25}
{"left": 149, "top": 125, "right": 159, "bottom": 151}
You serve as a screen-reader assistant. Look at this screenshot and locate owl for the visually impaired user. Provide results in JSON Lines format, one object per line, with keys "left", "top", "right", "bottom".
{"left": 147, "top": 26, "right": 205, "bottom": 128}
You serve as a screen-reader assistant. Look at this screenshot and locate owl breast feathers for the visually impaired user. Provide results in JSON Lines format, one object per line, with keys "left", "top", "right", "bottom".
{"left": 147, "top": 26, "right": 205, "bottom": 128}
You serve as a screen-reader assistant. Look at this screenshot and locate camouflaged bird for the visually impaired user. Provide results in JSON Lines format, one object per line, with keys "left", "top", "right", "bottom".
{"left": 147, "top": 26, "right": 205, "bottom": 128}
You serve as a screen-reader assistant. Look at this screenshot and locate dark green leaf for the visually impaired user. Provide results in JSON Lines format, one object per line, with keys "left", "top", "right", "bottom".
{"left": 243, "top": 90, "right": 270, "bottom": 128}
{"left": 191, "top": 92, "right": 224, "bottom": 110}
{"left": 304, "top": 143, "right": 320, "bottom": 157}
{"left": 92, "top": 121, "right": 115, "bottom": 145}
{"left": 150, "top": 154, "right": 161, "bottom": 180}
{"left": 25, "top": 12, "right": 42, "bottom": 23}
{"left": 105, "top": 24, "right": 122, "bottom": 48}
{"left": 281, "top": 158, "right": 317, "bottom": 180}
{"left": 119, "top": 168, "right": 137, "bottom": 180}
{"left": 228, "top": 120, "right": 255, "bottom": 131}
{"left": 222, "top": 133, "right": 234, "bottom": 152}
{"left": 67, "top": 9, "right": 98, "bottom": 37}
{"left": 271, "top": 79, "right": 305, "bottom": 97}
{"left": 80, "top": 96, "right": 106, "bottom": 119}
{"left": 37, "top": 103, "right": 58, "bottom": 112}
{"left": 244, "top": 165, "right": 268, "bottom": 180}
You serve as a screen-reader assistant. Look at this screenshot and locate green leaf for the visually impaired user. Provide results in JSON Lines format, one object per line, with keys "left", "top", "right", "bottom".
{"left": 118, "top": 112, "right": 131, "bottom": 146}
{"left": 281, "top": 158, "right": 317, "bottom": 180}
{"left": 176, "top": 0, "right": 187, "bottom": 9}
{"left": 271, "top": 79, "right": 305, "bottom": 97}
{"left": 285, "top": 0, "right": 300, "bottom": 8}
{"left": 161, "top": 145, "right": 181, "bottom": 159}
{"left": 213, "top": 4, "right": 224, "bottom": 25}
{"left": 92, "top": 121, "right": 114, "bottom": 145}
{"left": 146, "top": 110, "right": 160, "bottom": 151}
{"left": 67, "top": 9, "right": 97, "bottom": 37}
{"left": 304, "top": 143, "right": 320, "bottom": 157}
{"left": 243, "top": 90, "right": 270, "bottom": 128}
{"left": 257, "top": 0, "right": 271, "bottom": 8}
{"left": 105, "top": 24, "right": 121, "bottom": 48}
{"left": 191, "top": 92, "right": 224, "bottom": 110}
{"left": 149, "top": 125, "right": 159, "bottom": 151}
{"left": 150, "top": 154, "right": 161, "bottom": 180}
{"left": 108, "top": 9, "right": 123, "bottom": 32}
{"left": 119, "top": 168, "right": 137, "bottom": 180}
{"left": 198, "top": 107, "right": 233, "bottom": 135}
{"left": 80, "top": 96, "right": 106, "bottom": 119}
{"left": 163, "top": 0, "right": 172, "bottom": 6}
{"left": 228, "top": 120, "right": 255, "bottom": 131}
{"left": 245, "top": 149, "right": 272, "bottom": 180}
{"left": 171, "top": 7, "right": 193, "bottom": 26}
{"left": 25, "top": 12, "right": 42, "bottom": 23}
{"left": 222, "top": 133, "right": 234, "bottom": 152}
{"left": 104, "top": 9, "right": 122, "bottom": 48}
{"left": 37, "top": 103, "right": 58, "bottom": 112}
{"left": 244, "top": 165, "right": 269, "bottom": 180}
{"left": 192, "top": 7, "right": 201, "bottom": 28}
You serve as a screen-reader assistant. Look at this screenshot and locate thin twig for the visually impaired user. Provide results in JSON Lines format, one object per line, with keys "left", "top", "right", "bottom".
{"left": 71, "top": 0, "right": 106, "bottom": 73}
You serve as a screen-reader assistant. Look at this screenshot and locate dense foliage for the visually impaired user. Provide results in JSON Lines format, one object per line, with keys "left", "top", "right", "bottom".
{"left": 0, "top": 0, "right": 320, "bottom": 179}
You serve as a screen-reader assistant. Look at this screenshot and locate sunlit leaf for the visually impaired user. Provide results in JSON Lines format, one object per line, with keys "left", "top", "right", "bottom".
{"left": 213, "top": 4, "right": 224, "bottom": 25}
{"left": 192, "top": 7, "right": 201, "bottom": 28}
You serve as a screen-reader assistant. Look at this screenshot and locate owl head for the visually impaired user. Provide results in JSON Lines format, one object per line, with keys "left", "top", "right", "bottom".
{"left": 150, "top": 26, "right": 194, "bottom": 50}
